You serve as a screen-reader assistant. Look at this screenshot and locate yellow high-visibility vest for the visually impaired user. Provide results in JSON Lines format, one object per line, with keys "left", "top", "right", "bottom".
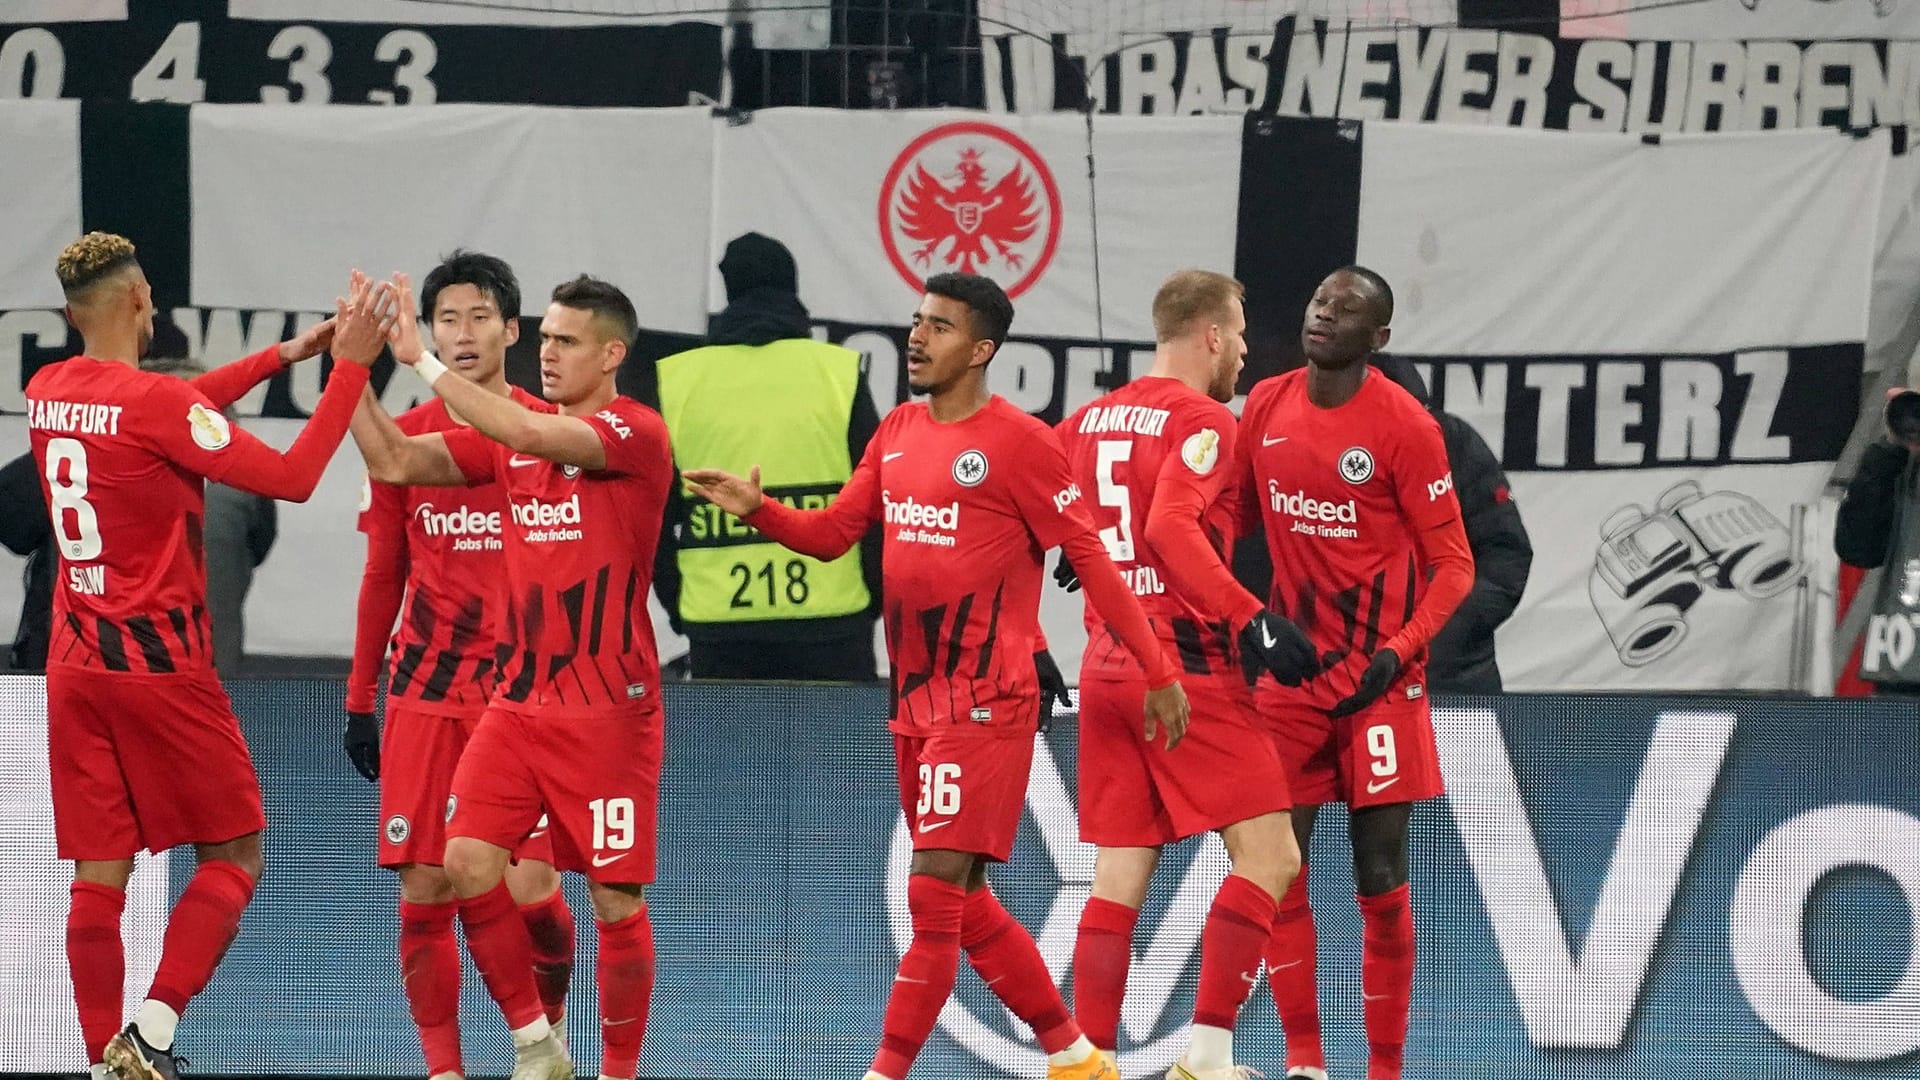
{"left": 658, "top": 339, "right": 871, "bottom": 626}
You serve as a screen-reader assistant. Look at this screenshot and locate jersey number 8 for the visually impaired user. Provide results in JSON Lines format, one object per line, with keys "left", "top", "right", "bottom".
{"left": 44, "top": 438, "right": 102, "bottom": 561}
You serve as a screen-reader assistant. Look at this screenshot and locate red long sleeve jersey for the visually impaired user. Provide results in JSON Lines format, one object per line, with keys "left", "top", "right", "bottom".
{"left": 27, "top": 348, "right": 368, "bottom": 674}
{"left": 748, "top": 396, "right": 1178, "bottom": 737}
{"left": 348, "top": 388, "right": 550, "bottom": 716}
{"left": 1237, "top": 368, "right": 1472, "bottom": 710}
{"left": 1060, "top": 377, "right": 1264, "bottom": 682}
{"left": 443, "top": 396, "right": 672, "bottom": 717}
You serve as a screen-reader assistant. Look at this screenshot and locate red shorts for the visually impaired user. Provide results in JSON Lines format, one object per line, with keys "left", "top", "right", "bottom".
{"left": 447, "top": 702, "right": 663, "bottom": 885}
{"left": 894, "top": 727, "right": 1034, "bottom": 863}
{"left": 378, "top": 702, "right": 555, "bottom": 869}
{"left": 1262, "top": 695, "right": 1444, "bottom": 808}
{"left": 47, "top": 666, "right": 266, "bottom": 861}
{"left": 1078, "top": 675, "right": 1291, "bottom": 847}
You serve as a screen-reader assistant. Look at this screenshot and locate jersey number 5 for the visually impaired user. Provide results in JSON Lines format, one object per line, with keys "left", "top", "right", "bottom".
{"left": 1095, "top": 440, "right": 1134, "bottom": 563}
{"left": 44, "top": 438, "right": 102, "bottom": 560}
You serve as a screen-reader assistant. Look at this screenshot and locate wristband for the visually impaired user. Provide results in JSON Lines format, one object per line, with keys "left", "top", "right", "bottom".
{"left": 413, "top": 350, "right": 449, "bottom": 387}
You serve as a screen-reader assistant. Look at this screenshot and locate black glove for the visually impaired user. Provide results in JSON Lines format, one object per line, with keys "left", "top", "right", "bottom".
{"left": 343, "top": 711, "right": 381, "bottom": 782}
{"left": 1035, "top": 648, "right": 1072, "bottom": 731}
{"left": 1329, "top": 648, "right": 1400, "bottom": 719}
{"left": 1239, "top": 610, "right": 1320, "bottom": 687}
{"left": 1052, "top": 553, "right": 1081, "bottom": 593}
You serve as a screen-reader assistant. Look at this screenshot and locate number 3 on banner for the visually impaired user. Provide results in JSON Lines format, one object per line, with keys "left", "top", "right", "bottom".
{"left": 45, "top": 438, "right": 101, "bottom": 561}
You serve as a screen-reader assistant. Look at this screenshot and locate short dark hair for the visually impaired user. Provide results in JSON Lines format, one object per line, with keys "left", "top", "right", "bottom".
{"left": 421, "top": 249, "right": 521, "bottom": 323}
{"left": 550, "top": 274, "right": 639, "bottom": 348}
{"left": 1337, "top": 264, "right": 1394, "bottom": 325}
{"left": 923, "top": 273, "right": 1014, "bottom": 357}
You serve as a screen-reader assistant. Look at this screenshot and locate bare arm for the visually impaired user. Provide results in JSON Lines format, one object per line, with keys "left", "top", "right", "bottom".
{"left": 426, "top": 364, "right": 608, "bottom": 470}
{"left": 350, "top": 385, "right": 468, "bottom": 487}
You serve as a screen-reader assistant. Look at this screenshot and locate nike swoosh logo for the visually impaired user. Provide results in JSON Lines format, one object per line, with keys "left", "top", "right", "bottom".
{"left": 1362, "top": 992, "right": 1389, "bottom": 1002}
{"left": 508, "top": 454, "right": 542, "bottom": 468}
{"left": 1268, "top": 958, "right": 1304, "bottom": 972}
{"left": 883, "top": 451, "right": 906, "bottom": 462}
{"left": 895, "top": 973, "right": 928, "bottom": 984}
{"left": 603, "top": 1015, "right": 641, "bottom": 1026}
{"left": 1366, "top": 776, "right": 1401, "bottom": 795}
{"left": 916, "top": 819, "right": 953, "bottom": 834}
{"left": 590, "top": 851, "right": 631, "bottom": 867}
{"left": 1259, "top": 624, "right": 1277, "bottom": 649}
{"left": 1262, "top": 435, "right": 1287, "bottom": 446}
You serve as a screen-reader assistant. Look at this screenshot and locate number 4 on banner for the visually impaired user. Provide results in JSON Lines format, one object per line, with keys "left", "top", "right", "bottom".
{"left": 131, "top": 22, "right": 205, "bottom": 103}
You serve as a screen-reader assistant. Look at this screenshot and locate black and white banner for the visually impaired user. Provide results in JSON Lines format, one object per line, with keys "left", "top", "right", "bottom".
{"left": 1238, "top": 116, "right": 1884, "bottom": 689}
{"left": 979, "top": 0, "right": 1920, "bottom": 134}
{"left": 0, "top": 102, "right": 1890, "bottom": 689}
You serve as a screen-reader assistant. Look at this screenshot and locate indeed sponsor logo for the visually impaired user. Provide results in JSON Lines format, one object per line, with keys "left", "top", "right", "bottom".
{"left": 884, "top": 492, "right": 961, "bottom": 530}
{"left": 511, "top": 493, "right": 583, "bottom": 528}
{"left": 1269, "top": 480, "right": 1357, "bottom": 523}
{"left": 416, "top": 503, "right": 502, "bottom": 537}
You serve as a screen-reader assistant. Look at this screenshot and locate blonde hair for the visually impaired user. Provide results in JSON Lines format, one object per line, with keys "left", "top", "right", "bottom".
{"left": 1152, "top": 269, "right": 1244, "bottom": 343}
{"left": 56, "top": 232, "right": 139, "bottom": 297}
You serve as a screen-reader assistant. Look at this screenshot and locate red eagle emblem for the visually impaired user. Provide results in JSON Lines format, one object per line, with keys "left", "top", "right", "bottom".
{"left": 878, "top": 121, "right": 1062, "bottom": 299}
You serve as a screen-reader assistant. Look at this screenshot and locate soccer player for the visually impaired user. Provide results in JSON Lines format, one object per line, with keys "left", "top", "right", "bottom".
{"left": 684, "top": 272, "right": 1189, "bottom": 1080}
{"left": 1059, "top": 270, "right": 1318, "bottom": 1079}
{"left": 349, "top": 272, "right": 671, "bottom": 1080}
{"left": 1236, "top": 267, "right": 1473, "bottom": 1080}
{"left": 31, "top": 233, "right": 392, "bottom": 1080}
{"left": 343, "top": 252, "right": 575, "bottom": 1080}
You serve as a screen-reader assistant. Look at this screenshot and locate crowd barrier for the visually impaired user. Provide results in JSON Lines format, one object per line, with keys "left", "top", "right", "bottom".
{"left": 1, "top": 677, "right": 1913, "bottom": 1078}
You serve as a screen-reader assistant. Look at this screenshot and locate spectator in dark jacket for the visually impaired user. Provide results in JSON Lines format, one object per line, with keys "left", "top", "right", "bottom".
{"left": 1376, "top": 356, "right": 1532, "bottom": 692}
{"left": 0, "top": 450, "right": 54, "bottom": 669}
{"left": 1834, "top": 387, "right": 1920, "bottom": 694}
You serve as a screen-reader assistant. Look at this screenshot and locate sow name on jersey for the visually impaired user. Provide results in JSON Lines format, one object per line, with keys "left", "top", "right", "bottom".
{"left": 511, "top": 493, "right": 584, "bottom": 543}
{"left": 884, "top": 491, "right": 959, "bottom": 548}
{"left": 1269, "top": 480, "right": 1360, "bottom": 541}
{"left": 27, "top": 399, "right": 123, "bottom": 436}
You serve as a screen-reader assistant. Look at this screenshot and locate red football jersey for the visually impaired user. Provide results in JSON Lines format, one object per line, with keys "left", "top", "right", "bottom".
{"left": 1060, "top": 377, "right": 1263, "bottom": 682}
{"left": 754, "top": 396, "right": 1105, "bottom": 736}
{"left": 352, "top": 388, "right": 550, "bottom": 716}
{"left": 26, "top": 351, "right": 374, "bottom": 674}
{"left": 443, "top": 396, "right": 672, "bottom": 717}
{"left": 1238, "top": 368, "right": 1463, "bottom": 710}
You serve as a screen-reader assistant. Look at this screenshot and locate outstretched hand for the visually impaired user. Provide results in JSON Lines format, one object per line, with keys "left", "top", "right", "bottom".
{"left": 683, "top": 465, "right": 766, "bottom": 518}
{"left": 277, "top": 316, "right": 337, "bottom": 365}
{"left": 384, "top": 271, "right": 426, "bottom": 366}
{"left": 330, "top": 271, "right": 398, "bottom": 367}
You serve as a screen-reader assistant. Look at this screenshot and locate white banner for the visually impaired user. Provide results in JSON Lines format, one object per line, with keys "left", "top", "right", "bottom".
{"left": 1352, "top": 124, "right": 1883, "bottom": 690}
{"left": 1561, "top": 0, "right": 1920, "bottom": 42}
{"left": 189, "top": 104, "right": 714, "bottom": 330}
{"left": 711, "top": 109, "right": 1241, "bottom": 342}
{"left": 226, "top": 0, "right": 729, "bottom": 26}
{"left": 0, "top": 101, "right": 79, "bottom": 311}
{"left": 1357, "top": 125, "right": 1887, "bottom": 355}
{"left": 1, "top": 1, "right": 124, "bottom": 21}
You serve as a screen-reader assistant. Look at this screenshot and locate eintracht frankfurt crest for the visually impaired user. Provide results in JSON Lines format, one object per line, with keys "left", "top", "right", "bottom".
{"left": 879, "top": 121, "right": 1062, "bottom": 299}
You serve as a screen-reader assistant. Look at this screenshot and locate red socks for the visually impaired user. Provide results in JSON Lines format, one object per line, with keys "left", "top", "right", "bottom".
{"left": 1267, "top": 863, "right": 1323, "bottom": 1071}
{"left": 68, "top": 881, "right": 126, "bottom": 1063}
{"left": 1071, "top": 896, "right": 1138, "bottom": 1052}
{"left": 399, "top": 899, "right": 463, "bottom": 1077}
{"left": 961, "top": 889, "right": 1079, "bottom": 1053}
{"left": 457, "top": 881, "right": 545, "bottom": 1029}
{"left": 596, "top": 908, "right": 654, "bottom": 1080}
{"left": 1359, "top": 884, "right": 1415, "bottom": 1080}
{"left": 147, "top": 860, "right": 256, "bottom": 1013}
{"left": 520, "top": 889, "right": 575, "bottom": 1023}
{"left": 1194, "top": 873, "right": 1278, "bottom": 1031}
{"left": 871, "top": 875, "right": 966, "bottom": 1079}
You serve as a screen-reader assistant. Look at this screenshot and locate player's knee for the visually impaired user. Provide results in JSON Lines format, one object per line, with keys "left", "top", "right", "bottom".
{"left": 587, "top": 881, "right": 645, "bottom": 923}
{"left": 397, "top": 864, "right": 457, "bottom": 905}
{"left": 442, "top": 838, "right": 505, "bottom": 896}
{"left": 1352, "top": 854, "right": 1407, "bottom": 897}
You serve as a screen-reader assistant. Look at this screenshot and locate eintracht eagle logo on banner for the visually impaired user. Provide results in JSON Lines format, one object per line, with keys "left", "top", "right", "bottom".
{"left": 879, "top": 121, "right": 1062, "bottom": 299}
